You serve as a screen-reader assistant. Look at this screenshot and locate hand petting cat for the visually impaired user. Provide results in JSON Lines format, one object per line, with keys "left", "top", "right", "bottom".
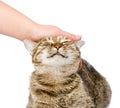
{"left": 29, "top": 24, "right": 81, "bottom": 41}
{"left": 0, "top": 1, "right": 81, "bottom": 41}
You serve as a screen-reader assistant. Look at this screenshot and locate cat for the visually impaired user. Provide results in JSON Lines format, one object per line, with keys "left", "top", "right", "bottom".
{"left": 24, "top": 36, "right": 111, "bottom": 108}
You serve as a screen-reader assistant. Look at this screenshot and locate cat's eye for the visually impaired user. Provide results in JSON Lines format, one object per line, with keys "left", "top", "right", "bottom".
{"left": 62, "top": 41, "right": 69, "bottom": 45}
{"left": 49, "top": 42, "right": 54, "bottom": 46}
{"left": 42, "top": 42, "right": 49, "bottom": 46}
{"left": 62, "top": 41, "right": 73, "bottom": 45}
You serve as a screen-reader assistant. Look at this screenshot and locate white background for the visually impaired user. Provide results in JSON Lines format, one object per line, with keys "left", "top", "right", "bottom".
{"left": 0, "top": 0, "right": 120, "bottom": 107}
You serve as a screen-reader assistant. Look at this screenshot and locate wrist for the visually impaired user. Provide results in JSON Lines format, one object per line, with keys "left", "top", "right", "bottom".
{"left": 21, "top": 21, "right": 40, "bottom": 41}
{"left": 25, "top": 22, "right": 43, "bottom": 41}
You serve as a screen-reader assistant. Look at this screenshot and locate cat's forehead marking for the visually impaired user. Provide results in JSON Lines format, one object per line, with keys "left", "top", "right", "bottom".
{"left": 46, "top": 37, "right": 54, "bottom": 43}
{"left": 46, "top": 36, "right": 71, "bottom": 43}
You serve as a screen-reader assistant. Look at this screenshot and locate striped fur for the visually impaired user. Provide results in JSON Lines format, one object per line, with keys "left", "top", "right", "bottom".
{"left": 24, "top": 36, "right": 111, "bottom": 108}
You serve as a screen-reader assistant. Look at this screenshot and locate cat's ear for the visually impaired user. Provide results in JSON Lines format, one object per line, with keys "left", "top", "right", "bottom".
{"left": 75, "top": 40, "right": 85, "bottom": 50}
{"left": 23, "top": 40, "right": 37, "bottom": 55}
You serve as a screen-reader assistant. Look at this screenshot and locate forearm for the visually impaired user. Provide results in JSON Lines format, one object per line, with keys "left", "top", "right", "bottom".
{"left": 0, "top": 1, "right": 37, "bottom": 41}
{"left": 0, "top": 1, "right": 81, "bottom": 41}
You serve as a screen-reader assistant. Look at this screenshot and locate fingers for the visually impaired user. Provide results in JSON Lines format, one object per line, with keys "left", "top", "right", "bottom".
{"left": 41, "top": 25, "right": 82, "bottom": 41}
{"left": 60, "top": 31, "right": 82, "bottom": 41}
{"left": 30, "top": 24, "right": 82, "bottom": 41}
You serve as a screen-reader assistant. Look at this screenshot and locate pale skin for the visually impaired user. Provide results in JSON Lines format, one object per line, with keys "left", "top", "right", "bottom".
{"left": 0, "top": 1, "right": 81, "bottom": 41}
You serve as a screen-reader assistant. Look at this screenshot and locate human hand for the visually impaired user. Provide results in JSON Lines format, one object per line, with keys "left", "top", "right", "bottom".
{"left": 0, "top": 1, "right": 81, "bottom": 41}
{"left": 28, "top": 24, "right": 82, "bottom": 41}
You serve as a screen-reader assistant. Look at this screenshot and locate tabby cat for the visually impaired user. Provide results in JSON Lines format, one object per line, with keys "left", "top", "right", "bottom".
{"left": 24, "top": 36, "right": 111, "bottom": 108}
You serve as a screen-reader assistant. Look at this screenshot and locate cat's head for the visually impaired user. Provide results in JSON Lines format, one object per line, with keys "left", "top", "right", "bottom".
{"left": 24, "top": 36, "right": 84, "bottom": 67}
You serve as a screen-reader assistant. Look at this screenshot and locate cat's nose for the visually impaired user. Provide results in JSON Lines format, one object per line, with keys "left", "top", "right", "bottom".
{"left": 55, "top": 46, "right": 61, "bottom": 50}
{"left": 56, "top": 45, "right": 61, "bottom": 50}
{"left": 54, "top": 43, "right": 61, "bottom": 50}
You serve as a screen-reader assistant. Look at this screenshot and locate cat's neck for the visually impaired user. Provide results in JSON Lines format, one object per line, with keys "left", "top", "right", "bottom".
{"left": 31, "top": 63, "right": 79, "bottom": 86}
{"left": 30, "top": 63, "right": 82, "bottom": 98}
{"left": 30, "top": 71, "right": 81, "bottom": 98}
{"left": 34, "top": 63, "right": 79, "bottom": 77}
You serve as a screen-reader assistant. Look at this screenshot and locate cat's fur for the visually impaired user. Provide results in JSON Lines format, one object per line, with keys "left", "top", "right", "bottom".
{"left": 24, "top": 36, "right": 111, "bottom": 108}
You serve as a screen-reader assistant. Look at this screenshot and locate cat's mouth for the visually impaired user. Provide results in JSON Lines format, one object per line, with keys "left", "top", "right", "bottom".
{"left": 47, "top": 52, "right": 68, "bottom": 58}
